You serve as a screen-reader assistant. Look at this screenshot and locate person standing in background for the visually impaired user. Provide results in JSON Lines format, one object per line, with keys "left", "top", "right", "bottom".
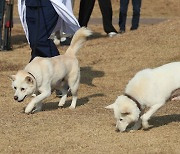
{"left": 119, "top": 0, "right": 142, "bottom": 34}
{"left": 53, "top": 0, "right": 76, "bottom": 46}
{"left": 78, "top": 0, "right": 117, "bottom": 37}
{"left": 18, "top": 0, "right": 79, "bottom": 61}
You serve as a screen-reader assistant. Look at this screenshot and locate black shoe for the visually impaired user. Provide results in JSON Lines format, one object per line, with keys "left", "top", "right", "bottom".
{"left": 119, "top": 30, "right": 125, "bottom": 34}
{"left": 130, "top": 27, "right": 138, "bottom": 31}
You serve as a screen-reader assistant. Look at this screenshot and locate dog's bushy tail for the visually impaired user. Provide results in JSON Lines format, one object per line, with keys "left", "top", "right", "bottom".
{"left": 65, "top": 27, "right": 92, "bottom": 56}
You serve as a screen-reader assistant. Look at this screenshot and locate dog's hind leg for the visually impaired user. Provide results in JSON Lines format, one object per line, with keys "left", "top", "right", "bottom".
{"left": 70, "top": 94, "right": 77, "bottom": 109}
{"left": 141, "top": 103, "right": 163, "bottom": 129}
{"left": 58, "top": 87, "right": 68, "bottom": 107}
{"left": 68, "top": 73, "right": 80, "bottom": 109}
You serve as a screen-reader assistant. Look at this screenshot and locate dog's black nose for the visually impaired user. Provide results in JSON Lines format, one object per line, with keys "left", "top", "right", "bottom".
{"left": 14, "top": 96, "right": 18, "bottom": 100}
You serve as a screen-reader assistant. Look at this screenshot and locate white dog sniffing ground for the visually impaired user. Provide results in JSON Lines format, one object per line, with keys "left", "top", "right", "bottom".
{"left": 10, "top": 27, "right": 92, "bottom": 114}
{"left": 106, "top": 62, "right": 180, "bottom": 132}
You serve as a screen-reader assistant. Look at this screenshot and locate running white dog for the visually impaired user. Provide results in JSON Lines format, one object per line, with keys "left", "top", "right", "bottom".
{"left": 10, "top": 27, "right": 92, "bottom": 114}
{"left": 106, "top": 62, "right": 180, "bottom": 132}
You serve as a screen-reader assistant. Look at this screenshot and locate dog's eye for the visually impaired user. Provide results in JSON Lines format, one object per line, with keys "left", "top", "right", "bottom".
{"left": 119, "top": 118, "right": 123, "bottom": 121}
{"left": 21, "top": 88, "right": 25, "bottom": 91}
{"left": 14, "top": 87, "right": 17, "bottom": 90}
{"left": 121, "top": 112, "right": 130, "bottom": 116}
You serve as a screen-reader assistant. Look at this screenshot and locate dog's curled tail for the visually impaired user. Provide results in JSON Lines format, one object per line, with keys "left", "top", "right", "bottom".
{"left": 65, "top": 27, "right": 92, "bottom": 56}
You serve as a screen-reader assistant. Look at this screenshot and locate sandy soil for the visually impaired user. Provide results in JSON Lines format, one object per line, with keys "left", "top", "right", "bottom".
{"left": 0, "top": 1, "right": 180, "bottom": 154}
{"left": 12, "top": 0, "right": 180, "bottom": 18}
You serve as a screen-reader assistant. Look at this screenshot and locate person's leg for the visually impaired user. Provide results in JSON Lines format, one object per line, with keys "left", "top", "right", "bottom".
{"left": 98, "top": 0, "right": 117, "bottom": 34}
{"left": 26, "top": 5, "right": 59, "bottom": 60}
{"left": 78, "top": 0, "right": 95, "bottom": 27}
{"left": 131, "top": 0, "right": 142, "bottom": 30}
{"left": 38, "top": 5, "right": 59, "bottom": 56}
{"left": 0, "top": 0, "right": 5, "bottom": 48}
{"left": 119, "top": 0, "right": 129, "bottom": 32}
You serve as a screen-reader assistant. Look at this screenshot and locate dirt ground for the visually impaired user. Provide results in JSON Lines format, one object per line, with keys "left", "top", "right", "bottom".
{"left": 12, "top": 0, "right": 180, "bottom": 18}
{"left": 0, "top": 1, "right": 180, "bottom": 154}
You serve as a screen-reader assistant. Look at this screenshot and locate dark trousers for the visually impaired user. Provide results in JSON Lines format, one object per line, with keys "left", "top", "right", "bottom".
{"left": 119, "top": 0, "right": 142, "bottom": 31}
{"left": 78, "top": 0, "right": 117, "bottom": 33}
{"left": 26, "top": 5, "right": 59, "bottom": 61}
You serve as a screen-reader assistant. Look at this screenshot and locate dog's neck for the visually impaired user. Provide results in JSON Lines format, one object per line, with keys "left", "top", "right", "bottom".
{"left": 124, "top": 93, "right": 142, "bottom": 112}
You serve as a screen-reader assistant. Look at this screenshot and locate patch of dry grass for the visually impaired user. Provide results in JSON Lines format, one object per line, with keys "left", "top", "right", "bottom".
{"left": 0, "top": 18, "right": 180, "bottom": 153}
{"left": 12, "top": 0, "right": 180, "bottom": 18}
{"left": 0, "top": 60, "right": 22, "bottom": 71}
{"left": 0, "top": 2, "right": 180, "bottom": 153}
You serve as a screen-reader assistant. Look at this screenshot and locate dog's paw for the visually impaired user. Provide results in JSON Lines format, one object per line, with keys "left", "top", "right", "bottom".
{"left": 58, "top": 103, "right": 64, "bottom": 107}
{"left": 69, "top": 105, "right": 76, "bottom": 109}
{"left": 142, "top": 123, "right": 153, "bottom": 130}
{"left": 31, "top": 94, "right": 36, "bottom": 97}
{"left": 25, "top": 108, "right": 32, "bottom": 114}
{"left": 31, "top": 108, "right": 41, "bottom": 114}
{"left": 142, "top": 120, "right": 150, "bottom": 129}
{"left": 25, "top": 104, "right": 34, "bottom": 114}
{"left": 129, "top": 130, "right": 136, "bottom": 133}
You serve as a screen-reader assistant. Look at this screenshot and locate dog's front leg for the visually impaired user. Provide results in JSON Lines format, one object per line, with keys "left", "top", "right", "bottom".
{"left": 25, "top": 91, "right": 51, "bottom": 114}
{"left": 141, "top": 103, "right": 163, "bottom": 129}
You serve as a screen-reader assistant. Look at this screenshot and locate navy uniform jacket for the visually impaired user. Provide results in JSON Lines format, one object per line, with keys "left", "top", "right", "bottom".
{"left": 25, "top": 0, "right": 51, "bottom": 7}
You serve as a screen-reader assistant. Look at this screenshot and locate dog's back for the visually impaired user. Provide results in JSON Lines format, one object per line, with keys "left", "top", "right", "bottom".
{"left": 126, "top": 62, "right": 180, "bottom": 106}
{"left": 24, "top": 28, "right": 92, "bottom": 86}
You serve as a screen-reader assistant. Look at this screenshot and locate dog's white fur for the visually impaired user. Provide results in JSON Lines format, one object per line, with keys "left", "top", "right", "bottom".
{"left": 106, "top": 62, "right": 180, "bottom": 132}
{"left": 10, "top": 27, "right": 92, "bottom": 114}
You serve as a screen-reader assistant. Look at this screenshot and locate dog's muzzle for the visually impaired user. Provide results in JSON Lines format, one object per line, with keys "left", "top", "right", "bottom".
{"left": 14, "top": 95, "right": 27, "bottom": 102}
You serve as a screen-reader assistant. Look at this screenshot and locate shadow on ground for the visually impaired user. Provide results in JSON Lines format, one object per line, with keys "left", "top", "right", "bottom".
{"left": 147, "top": 114, "right": 180, "bottom": 130}
{"left": 12, "top": 34, "right": 27, "bottom": 44}
{"left": 42, "top": 93, "right": 105, "bottom": 111}
{"left": 88, "top": 32, "right": 107, "bottom": 40}
{"left": 81, "top": 66, "right": 105, "bottom": 86}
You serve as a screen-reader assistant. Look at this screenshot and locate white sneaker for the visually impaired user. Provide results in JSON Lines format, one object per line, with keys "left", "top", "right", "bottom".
{"left": 108, "top": 32, "right": 117, "bottom": 37}
{"left": 53, "top": 36, "right": 60, "bottom": 45}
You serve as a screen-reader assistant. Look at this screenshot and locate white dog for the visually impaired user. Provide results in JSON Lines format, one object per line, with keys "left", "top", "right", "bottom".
{"left": 106, "top": 62, "right": 180, "bottom": 132}
{"left": 10, "top": 27, "right": 92, "bottom": 114}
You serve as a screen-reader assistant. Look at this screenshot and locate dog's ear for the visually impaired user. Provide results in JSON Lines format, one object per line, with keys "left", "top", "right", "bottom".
{"left": 25, "top": 76, "right": 34, "bottom": 84}
{"left": 105, "top": 103, "right": 115, "bottom": 109}
{"left": 8, "top": 75, "right": 16, "bottom": 81}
